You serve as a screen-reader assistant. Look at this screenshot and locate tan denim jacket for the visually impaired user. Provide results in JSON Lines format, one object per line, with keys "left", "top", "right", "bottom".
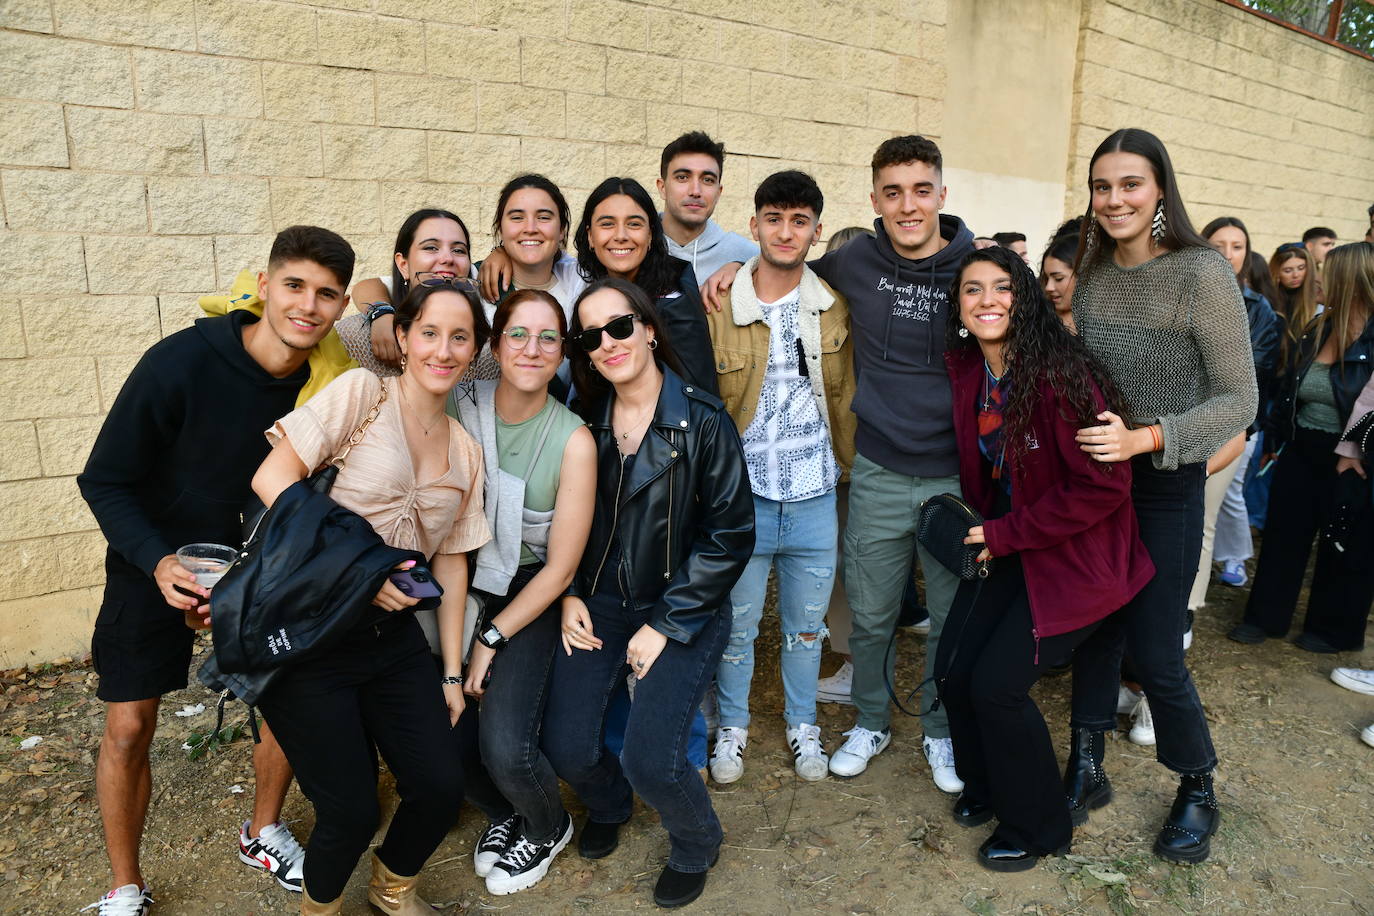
{"left": 705, "top": 257, "right": 856, "bottom": 479}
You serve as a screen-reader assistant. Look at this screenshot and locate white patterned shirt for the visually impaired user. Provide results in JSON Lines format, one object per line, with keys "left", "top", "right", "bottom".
{"left": 740, "top": 288, "right": 840, "bottom": 502}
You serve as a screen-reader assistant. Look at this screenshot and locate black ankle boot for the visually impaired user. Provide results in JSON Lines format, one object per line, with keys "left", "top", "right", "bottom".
{"left": 1063, "top": 728, "right": 1112, "bottom": 826}
{"left": 1154, "top": 772, "right": 1219, "bottom": 864}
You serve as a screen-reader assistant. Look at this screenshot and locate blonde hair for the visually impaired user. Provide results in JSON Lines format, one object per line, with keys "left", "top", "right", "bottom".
{"left": 1313, "top": 242, "right": 1374, "bottom": 373}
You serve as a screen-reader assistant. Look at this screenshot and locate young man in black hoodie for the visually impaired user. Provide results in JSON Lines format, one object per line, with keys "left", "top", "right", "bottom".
{"left": 704, "top": 136, "right": 975, "bottom": 791}
{"left": 77, "top": 226, "right": 355, "bottom": 915}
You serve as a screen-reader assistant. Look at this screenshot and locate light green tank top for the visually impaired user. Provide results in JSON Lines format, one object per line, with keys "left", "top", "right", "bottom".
{"left": 495, "top": 396, "right": 584, "bottom": 564}
{"left": 1296, "top": 361, "right": 1341, "bottom": 434}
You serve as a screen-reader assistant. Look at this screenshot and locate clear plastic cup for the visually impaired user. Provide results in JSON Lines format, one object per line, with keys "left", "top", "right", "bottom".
{"left": 176, "top": 543, "right": 238, "bottom": 590}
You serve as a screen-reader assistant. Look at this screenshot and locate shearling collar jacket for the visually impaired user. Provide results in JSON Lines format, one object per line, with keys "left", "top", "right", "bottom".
{"left": 706, "top": 257, "right": 857, "bottom": 477}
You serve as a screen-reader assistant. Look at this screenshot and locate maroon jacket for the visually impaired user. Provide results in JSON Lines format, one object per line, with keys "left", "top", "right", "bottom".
{"left": 946, "top": 348, "right": 1154, "bottom": 639}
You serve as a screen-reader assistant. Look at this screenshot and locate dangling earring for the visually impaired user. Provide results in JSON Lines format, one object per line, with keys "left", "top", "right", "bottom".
{"left": 399, "top": 354, "right": 407, "bottom": 371}
{"left": 957, "top": 326, "right": 969, "bottom": 338}
{"left": 647, "top": 337, "right": 658, "bottom": 350}
{"left": 1151, "top": 199, "right": 1167, "bottom": 242}
{"left": 1083, "top": 216, "right": 1100, "bottom": 262}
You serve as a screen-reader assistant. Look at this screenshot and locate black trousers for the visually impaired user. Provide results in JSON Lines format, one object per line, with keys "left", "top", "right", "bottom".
{"left": 1243, "top": 426, "right": 1374, "bottom": 650}
{"left": 257, "top": 615, "right": 463, "bottom": 902}
{"left": 1071, "top": 458, "right": 1217, "bottom": 775}
{"left": 936, "top": 556, "right": 1102, "bottom": 855}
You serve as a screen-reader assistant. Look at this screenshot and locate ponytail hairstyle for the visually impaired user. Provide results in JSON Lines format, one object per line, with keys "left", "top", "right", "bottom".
{"left": 1074, "top": 128, "right": 1211, "bottom": 273}
{"left": 390, "top": 208, "right": 471, "bottom": 302}
{"left": 947, "top": 246, "right": 1128, "bottom": 465}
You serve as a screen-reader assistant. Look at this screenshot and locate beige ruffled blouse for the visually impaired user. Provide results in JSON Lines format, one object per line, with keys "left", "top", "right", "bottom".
{"left": 267, "top": 368, "right": 490, "bottom": 557}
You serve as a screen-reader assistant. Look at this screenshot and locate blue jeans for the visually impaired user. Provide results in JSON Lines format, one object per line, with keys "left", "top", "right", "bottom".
{"left": 542, "top": 589, "right": 727, "bottom": 872}
{"left": 717, "top": 491, "right": 836, "bottom": 729}
{"left": 1071, "top": 457, "right": 1217, "bottom": 774}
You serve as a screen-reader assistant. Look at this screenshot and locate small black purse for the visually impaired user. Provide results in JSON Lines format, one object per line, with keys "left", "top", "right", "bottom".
{"left": 916, "top": 493, "right": 992, "bottom": 581}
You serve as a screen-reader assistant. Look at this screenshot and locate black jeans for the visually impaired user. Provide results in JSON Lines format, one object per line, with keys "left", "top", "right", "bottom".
{"left": 257, "top": 615, "right": 462, "bottom": 902}
{"left": 459, "top": 564, "right": 566, "bottom": 843}
{"left": 1071, "top": 457, "right": 1217, "bottom": 775}
{"left": 1243, "top": 427, "right": 1374, "bottom": 649}
{"left": 542, "top": 588, "right": 728, "bottom": 873}
{"left": 937, "top": 555, "right": 1102, "bottom": 855}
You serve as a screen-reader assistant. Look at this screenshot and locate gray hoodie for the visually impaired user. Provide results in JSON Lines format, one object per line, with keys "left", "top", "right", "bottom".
{"left": 665, "top": 218, "right": 758, "bottom": 285}
{"left": 810, "top": 215, "right": 975, "bottom": 478}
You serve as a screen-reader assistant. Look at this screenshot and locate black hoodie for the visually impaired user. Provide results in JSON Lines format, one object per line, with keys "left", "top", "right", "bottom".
{"left": 810, "top": 214, "right": 974, "bottom": 477}
{"left": 78, "top": 311, "right": 310, "bottom": 581}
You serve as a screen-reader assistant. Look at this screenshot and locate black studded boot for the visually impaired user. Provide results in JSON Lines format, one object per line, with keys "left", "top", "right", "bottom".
{"left": 1154, "top": 772, "right": 1219, "bottom": 864}
{"left": 1063, "top": 728, "right": 1112, "bottom": 826}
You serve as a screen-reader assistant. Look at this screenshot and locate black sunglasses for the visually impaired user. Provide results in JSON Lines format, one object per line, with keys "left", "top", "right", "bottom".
{"left": 573, "top": 314, "right": 641, "bottom": 351}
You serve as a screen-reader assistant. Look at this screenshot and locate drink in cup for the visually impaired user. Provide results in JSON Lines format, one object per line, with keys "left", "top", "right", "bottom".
{"left": 175, "top": 543, "right": 238, "bottom": 604}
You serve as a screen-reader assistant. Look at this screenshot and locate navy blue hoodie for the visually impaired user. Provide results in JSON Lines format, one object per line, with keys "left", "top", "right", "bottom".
{"left": 810, "top": 214, "right": 974, "bottom": 477}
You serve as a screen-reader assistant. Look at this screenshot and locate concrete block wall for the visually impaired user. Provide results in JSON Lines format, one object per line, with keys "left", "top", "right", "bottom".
{"left": 0, "top": 0, "right": 946, "bottom": 667}
{"left": 1069, "top": 0, "right": 1374, "bottom": 257}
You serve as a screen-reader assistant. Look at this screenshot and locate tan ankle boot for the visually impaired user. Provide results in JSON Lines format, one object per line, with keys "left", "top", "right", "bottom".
{"left": 366, "top": 853, "right": 435, "bottom": 914}
{"left": 300, "top": 886, "right": 343, "bottom": 915}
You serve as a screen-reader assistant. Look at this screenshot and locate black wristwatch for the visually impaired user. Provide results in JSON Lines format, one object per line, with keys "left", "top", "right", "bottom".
{"left": 478, "top": 623, "right": 508, "bottom": 650}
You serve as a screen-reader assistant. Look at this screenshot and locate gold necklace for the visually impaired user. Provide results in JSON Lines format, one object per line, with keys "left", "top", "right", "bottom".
{"left": 613, "top": 401, "right": 655, "bottom": 441}
{"left": 398, "top": 379, "right": 445, "bottom": 436}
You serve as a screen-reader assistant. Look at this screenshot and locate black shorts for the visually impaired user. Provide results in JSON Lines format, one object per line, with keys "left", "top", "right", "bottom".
{"left": 91, "top": 571, "right": 197, "bottom": 703}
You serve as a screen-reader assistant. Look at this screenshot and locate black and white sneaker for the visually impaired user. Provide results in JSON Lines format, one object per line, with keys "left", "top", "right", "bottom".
{"left": 238, "top": 820, "right": 304, "bottom": 892}
{"left": 485, "top": 812, "right": 573, "bottom": 895}
{"left": 474, "top": 813, "right": 519, "bottom": 878}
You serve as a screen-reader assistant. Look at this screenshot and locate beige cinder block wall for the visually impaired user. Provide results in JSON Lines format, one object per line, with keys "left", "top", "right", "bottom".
{"left": 1068, "top": 0, "right": 1374, "bottom": 259}
{"left": 0, "top": 0, "right": 948, "bottom": 668}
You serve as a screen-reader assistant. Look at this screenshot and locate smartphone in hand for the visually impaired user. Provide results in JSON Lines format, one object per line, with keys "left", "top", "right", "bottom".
{"left": 389, "top": 565, "right": 444, "bottom": 599}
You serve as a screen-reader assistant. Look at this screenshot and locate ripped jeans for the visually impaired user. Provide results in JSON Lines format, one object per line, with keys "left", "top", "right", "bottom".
{"left": 716, "top": 490, "right": 836, "bottom": 730}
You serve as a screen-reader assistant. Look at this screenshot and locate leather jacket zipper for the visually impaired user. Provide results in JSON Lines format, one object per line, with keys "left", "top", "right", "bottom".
{"left": 589, "top": 450, "right": 626, "bottom": 596}
{"left": 664, "top": 441, "right": 674, "bottom": 580}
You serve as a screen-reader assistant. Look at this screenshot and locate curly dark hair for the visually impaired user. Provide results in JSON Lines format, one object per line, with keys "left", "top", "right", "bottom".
{"left": 946, "top": 246, "right": 1129, "bottom": 465}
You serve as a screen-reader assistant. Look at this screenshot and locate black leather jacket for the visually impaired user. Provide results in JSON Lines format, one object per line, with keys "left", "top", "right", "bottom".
{"left": 571, "top": 367, "right": 754, "bottom": 644}
{"left": 198, "top": 479, "right": 428, "bottom": 704}
{"left": 1267, "top": 315, "right": 1374, "bottom": 447}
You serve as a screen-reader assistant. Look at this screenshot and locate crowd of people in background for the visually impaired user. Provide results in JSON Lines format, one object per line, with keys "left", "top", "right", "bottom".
{"left": 73, "top": 126, "right": 1374, "bottom": 915}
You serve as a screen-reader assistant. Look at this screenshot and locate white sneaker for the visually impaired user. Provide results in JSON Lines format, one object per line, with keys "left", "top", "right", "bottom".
{"left": 816, "top": 660, "right": 854, "bottom": 705}
{"left": 238, "top": 819, "right": 304, "bottom": 891}
{"left": 473, "top": 813, "right": 519, "bottom": 877}
{"left": 828, "top": 725, "right": 890, "bottom": 777}
{"left": 1183, "top": 609, "right": 1194, "bottom": 651}
{"left": 786, "top": 723, "right": 829, "bottom": 781}
{"left": 1361, "top": 722, "right": 1374, "bottom": 749}
{"left": 922, "top": 736, "right": 964, "bottom": 793}
{"left": 709, "top": 727, "right": 747, "bottom": 784}
{"left": 1331, "top": 667, "right": 1374, "bottom": 697}
{"left": 485, "top": 813, "right": 573, "bottom": 895}
{"left": 1116, "top": 684, "right": 1143, "bottom": 715}
{"left": 81, "top": 885, "right": 152, "bottom": 915}
{"left": 1128, "top": 696, "right": 1156, "bottom": 746}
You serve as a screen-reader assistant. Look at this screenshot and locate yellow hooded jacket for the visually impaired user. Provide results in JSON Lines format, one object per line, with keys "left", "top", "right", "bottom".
{"left": 199, "top": 269, "right": 357, "bottom": 407}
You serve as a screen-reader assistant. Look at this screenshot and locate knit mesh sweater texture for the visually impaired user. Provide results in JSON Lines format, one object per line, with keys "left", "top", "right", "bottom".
{"left": 1073, "top": 245, "right": 1258, "bottom": 470}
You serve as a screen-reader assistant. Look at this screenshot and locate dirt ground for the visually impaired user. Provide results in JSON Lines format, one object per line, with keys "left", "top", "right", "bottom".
{"left": 2, "top": 574, "right": 1372, "bottom": 916}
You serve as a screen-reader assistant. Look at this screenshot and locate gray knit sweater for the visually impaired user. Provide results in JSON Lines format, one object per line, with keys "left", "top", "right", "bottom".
{"left": 1073, "top": 246, "right": 1258, "bottom": 470}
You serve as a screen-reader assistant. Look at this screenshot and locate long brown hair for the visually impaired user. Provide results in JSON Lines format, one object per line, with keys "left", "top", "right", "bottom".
{"left": 1268, "top": 245, "right": 1318, "bottom": 337}
{"left": 1314, "top": 242, "right": 1374, "bottom": 372}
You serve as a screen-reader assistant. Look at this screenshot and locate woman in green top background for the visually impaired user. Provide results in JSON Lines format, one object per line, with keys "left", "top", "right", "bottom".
{"left": 1063, "top": 128, "right": 1257, "bottom": 866}
{"left": 1234, "top": 242, "right": 1374, "bottom": 653}
{"left": 450, "top": 289, "right": 597, "bottom": 896}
